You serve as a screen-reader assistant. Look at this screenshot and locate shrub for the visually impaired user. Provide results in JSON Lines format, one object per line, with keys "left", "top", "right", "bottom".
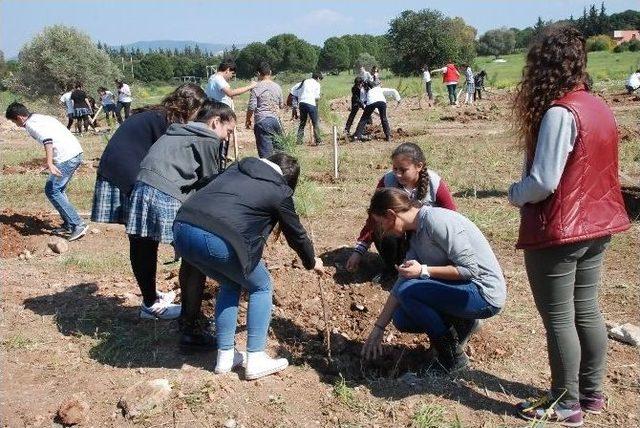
{"left": 586, "top": 35, "right": 615, "bottom": 52}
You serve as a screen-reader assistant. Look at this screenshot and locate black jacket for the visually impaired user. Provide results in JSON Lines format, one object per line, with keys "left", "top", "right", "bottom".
{"left": 98, "top": 110, "right": 168, "bottom": 195}
{"left": 175, "top": 157, "right": 315, "bottom": 277}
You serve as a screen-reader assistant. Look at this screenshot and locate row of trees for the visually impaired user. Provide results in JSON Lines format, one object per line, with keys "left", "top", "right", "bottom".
{"left": 476, "top": 6, "right": 640, "bottom": 58}
{"left": 4, "top": 6, "right": 638, "bottom": 96}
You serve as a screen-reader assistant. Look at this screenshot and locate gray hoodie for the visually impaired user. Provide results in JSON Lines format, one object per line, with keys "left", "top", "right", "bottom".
{"left": 137, "top": 122, "right": 222, "bottom": 202}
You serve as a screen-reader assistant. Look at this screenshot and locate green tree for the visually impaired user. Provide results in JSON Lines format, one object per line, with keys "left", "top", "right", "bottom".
{"left": 354, "top": 53, "right": 378, "bottom": 72}
{"left": 235, "top": 43, "right": 279, "bottom": 78}
{"left": 266, "top": 34, "right": 318, "bottom": 73}
{"left": 10, "top": 25, "right": 122, "bottom": 98}
{"left": 318, "top": 37, "right": 350, "bottom": 72}
{"left": 134, "top": 53, "right": 173, "bottom": 82}
{"left": 477, "top": 28, "right": 516, "bottom": 58}
{"left": 387, "top": 9, "right": 476, "bottom": 76}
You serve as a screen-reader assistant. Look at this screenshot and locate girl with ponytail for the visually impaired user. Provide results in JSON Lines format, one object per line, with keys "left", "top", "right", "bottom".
{"left": 346, "top": 143, "right": 456, "bottom": 282}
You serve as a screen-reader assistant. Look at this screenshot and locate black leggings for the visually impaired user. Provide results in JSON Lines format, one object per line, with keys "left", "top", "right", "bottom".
{"left": 129, "top": 235, "right": 159, "bottom": 307}
{"left": 75, "top": 115, "right": 91, "bottom": 133}
{"left": 179, "top": 260, "right": 207, "bottom": 331}
{"left": 373, "top": 232, "right": 408, "bottom": 274}
{"left": 345, "top": 103, "right": 364, "bottom": 133}
{"left": 66, "top": 115, "right": 75, "bottom": 130}
{"left": 116, "top": 102, "right": 131, "bottom": 124}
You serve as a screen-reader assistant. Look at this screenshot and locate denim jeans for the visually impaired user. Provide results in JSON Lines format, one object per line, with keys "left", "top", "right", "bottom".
{"left": 297, "top": 102, "right": 322, "bottom": 144}
{"left": 446, "top": 84, "right": 458, "bottom": 105}
{"left": 392, "top": 277, "right": 500, "bottom": 339}
{"left": 254, "top": 116, "right": 283, "bottom": 158}
{"left": 173, "top": 221, "right": 272, "bottom": 352}
{"left": 525, "top": 236, "right": 610, "bottom": 405}
{"left": 44, "top": 153, "right": 84, "bottom": 229}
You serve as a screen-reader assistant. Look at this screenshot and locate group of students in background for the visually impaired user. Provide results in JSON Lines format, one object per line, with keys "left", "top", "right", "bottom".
{"left": 59, "top": 79, "right": 132, "bottom": 133}
{"left": 423, "top": 62, "right": 487, "bottom": 106}
{"left": 5, "top": 23, "right": 633, "bottom": 426}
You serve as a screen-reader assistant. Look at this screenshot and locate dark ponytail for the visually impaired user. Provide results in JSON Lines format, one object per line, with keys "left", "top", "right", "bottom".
{"left": 391, "top": 142, "right": 430, "bottom": 200}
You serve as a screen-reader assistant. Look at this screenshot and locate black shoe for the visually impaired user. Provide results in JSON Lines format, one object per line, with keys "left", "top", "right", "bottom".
{"left": 431, "top": 327, "right": 469, "bottom": 373}
{"left": 451, "top": 318, "right": 482, "bottom": 353}
{"left": 179, "top": 330, "right": 216, "bottom": 353}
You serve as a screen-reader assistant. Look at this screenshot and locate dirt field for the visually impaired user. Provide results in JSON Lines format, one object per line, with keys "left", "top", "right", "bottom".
{"left": 1, "top": 88, "right": 638, "bottom": 428}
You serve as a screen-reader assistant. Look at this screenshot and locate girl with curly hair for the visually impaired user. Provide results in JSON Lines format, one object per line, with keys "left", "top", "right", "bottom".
{"left": 91, "top": 83, "right": 207, "bottom": 322}
{"left": 509, "top": 25, "right": 630, "bottom": 426}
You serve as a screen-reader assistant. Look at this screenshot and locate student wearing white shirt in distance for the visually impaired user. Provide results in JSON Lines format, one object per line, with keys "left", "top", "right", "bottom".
{"left": 115, "top": 79, "right": 133, "bottom": 124}
{"left": 59, "top": 83, "right": 75, "bottom": 130}
{"left": 626, "top": 68, "right": 640, "bottom": 94}
{"left": 352, "top": 81, "right": 391, "bottom": 142}
{"left": 205, "top": 61, "right": 256, "bottom": 110}
{"left": 294, "top": 72, "right": 323, "bottom": 145}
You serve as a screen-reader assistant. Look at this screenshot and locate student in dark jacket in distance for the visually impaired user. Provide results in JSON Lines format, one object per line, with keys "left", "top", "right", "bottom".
{"left": 173, "top": 153, "right": 324, "bottom": 379}
{"left": 344, "top": 77, "right": 365, "bottom": 136}
{"left": 126, "top": 100, "right": 235, "bottom": 324}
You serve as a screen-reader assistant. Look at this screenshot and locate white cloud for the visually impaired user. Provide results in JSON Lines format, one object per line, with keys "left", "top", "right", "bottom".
{"left": 300, "top": 9, "right": 354, "bottom": 27}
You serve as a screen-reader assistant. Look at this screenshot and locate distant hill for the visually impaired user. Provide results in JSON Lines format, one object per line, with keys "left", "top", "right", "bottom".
{"left": 111, "top": 40, "right": 244, "bottom": 55}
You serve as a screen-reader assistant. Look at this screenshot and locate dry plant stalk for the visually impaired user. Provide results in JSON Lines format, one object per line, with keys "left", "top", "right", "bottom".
{"left": 308, "top": 221, "right": 332, "bottom": 362}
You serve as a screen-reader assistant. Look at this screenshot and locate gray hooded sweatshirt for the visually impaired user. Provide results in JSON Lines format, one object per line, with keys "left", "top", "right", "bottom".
{"left": 137, "top": 122, "right": 222, "bottom": 202}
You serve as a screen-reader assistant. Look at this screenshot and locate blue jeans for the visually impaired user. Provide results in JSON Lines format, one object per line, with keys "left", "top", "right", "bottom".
{"left": 392, "top": 277, "right": 500, "bottom": 339}
{"left": 44, "top": 153, "right": 84, "bottom": 229}
{"left": 254, "top": 116, "right": 283, "bottom": 158}
{"left": 297, "top": 102, "right": 322, "bottom": 144}
{"left": 173, "top": 221, "right": 272, "bottom": 352}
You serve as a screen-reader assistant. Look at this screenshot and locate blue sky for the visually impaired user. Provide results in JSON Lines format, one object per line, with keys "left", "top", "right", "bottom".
{"left": 2, "top": 0, "right": 637, "bottom": 57}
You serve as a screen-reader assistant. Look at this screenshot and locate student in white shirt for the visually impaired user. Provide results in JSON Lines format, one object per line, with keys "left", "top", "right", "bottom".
{"left": 205, "top": 61, "right": 256, "bottom": 110}
{"left": 353, "top": 81, "right": 391, "bottom": 142}
{"left": 422, "top": 65, "right": 433, "bottom": 105}
{"left": 5, "top": 102, "right": 88, "bottom": 241}
{"left": 98, "top": 87, "right": 117, "bottom": 126}
{"left": 59, "top": 84, "right": 75, "bottom": 130}
{"left": 294, "top": 72, "right": 323, "bottom": 145}
{"left": 115, "top": 79, "right": 133, "bottom": 124}
{"left": 626, "top": 69, "right": 640, "bottom": 94}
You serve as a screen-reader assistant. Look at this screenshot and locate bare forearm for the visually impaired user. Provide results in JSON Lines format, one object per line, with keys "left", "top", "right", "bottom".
{"left": 44, "top": 144, "right": 55, "bottom": 167}
{"left": 427, "top": 265, "right": 463, "bottom": 281}
{"left": 374, "top": 294, "right": 400, "bottom": 329}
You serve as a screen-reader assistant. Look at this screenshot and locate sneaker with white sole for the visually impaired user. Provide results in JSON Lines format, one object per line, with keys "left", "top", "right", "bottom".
{"left": 67, "top": 224, "right": 89, "bottom": 241}
{"left": 215, "top": 349, "right": 246, "bottom": 374}
{"left": 156, "top": 290, "right": 176, "bottom": 304}
{"left": 140, "top": 299, "right": 181, "bottom": 320}
{"left": 245, "top": 351, "right": 289, "bottom": 380}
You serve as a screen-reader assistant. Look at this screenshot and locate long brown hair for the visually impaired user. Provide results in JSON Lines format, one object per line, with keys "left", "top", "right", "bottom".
{"left": 368, "top": 188, "right": 421, "bottom": 217}
{"left": 513, "top": 24, "right": 589, "bottom": 160}
{"left": 132, "top": 83, "right": 207, "bottom": 124}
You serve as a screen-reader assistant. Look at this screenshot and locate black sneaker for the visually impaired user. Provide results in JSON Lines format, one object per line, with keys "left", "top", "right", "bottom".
{"left": 179, "top": 330, "right": 216, "bottom": 353}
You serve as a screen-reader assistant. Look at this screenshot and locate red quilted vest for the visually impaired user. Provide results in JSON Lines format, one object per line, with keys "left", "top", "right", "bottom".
{"left": 443, "top": 64, "right": 459, "bottom": 84}
{"left": 516, "top": 89, "right": 631, "bottom": 249}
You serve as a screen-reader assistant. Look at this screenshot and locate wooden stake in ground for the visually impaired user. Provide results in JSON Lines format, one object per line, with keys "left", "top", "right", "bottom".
{"left": 332, "top": 126, "right": 338, "bottom": 179}
{"left": 317, "top": 275, "right": 332, "bottom": 362}
{"left": 232, "top": 127, "right": 238, "bottom": 160}
{"left": 309, "top": 121, "right": 315, "bottom": 145}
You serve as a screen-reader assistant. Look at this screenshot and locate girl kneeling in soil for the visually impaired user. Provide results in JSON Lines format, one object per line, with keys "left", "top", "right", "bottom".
{"left": 91, "top": 84, "right": 207, "bottom": 320}
{"left": 509, "top": 25, "right": 630, "bottom": 426}
{"left": 346, "top": 143, "right": 456, "bottom": 284}
{"left": 173, "top": 153, "right": 325, "bottom": 379}
{"left": 361, "top": 188, "right": 506, "bottom": 373}
{"left": 352, "top": 81, "right": 391, "bottom": 142}
{"left": 127, "top": 100, "right": 235, "bottom": 338}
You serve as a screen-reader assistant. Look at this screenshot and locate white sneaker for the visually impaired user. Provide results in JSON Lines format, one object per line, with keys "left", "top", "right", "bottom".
{"left": 214, "top": 349, "right": 246, "bottom": 374}
{"left": 156, "top": 290, "right": 176, "bottom": 304}
{"left": 245, "top": 351, "right": 289, "bottom": 380}
{"left": 140, "top": 299, "right": 181, "bottom": 320}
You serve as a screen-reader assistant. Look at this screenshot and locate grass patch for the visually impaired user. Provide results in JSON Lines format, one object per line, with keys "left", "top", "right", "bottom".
{"left": 333, "top": 374, "right": 360, "bottom": 410}
{"left": 2, "top": 334, "right": 36, "bottom": 350}
{"left": 61, "top": 253, "right": 129, "bottom": 275}
{"left": 411, "top": 403, "right": 464, "bottom": 428}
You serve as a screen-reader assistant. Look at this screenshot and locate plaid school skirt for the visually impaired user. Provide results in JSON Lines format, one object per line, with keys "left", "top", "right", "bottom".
{"left": 125, "top": 181, "right": 181, "bottom": 244}
{"left": 91, "top": 175, "right": 131, "bottom": 224}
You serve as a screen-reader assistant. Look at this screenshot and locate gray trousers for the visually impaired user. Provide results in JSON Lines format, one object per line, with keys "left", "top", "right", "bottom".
{"left": 524, "top": 236, "right": 611, "bottom": 404}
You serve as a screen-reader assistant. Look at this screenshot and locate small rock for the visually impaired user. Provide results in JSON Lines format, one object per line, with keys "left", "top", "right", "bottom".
{"left": 608, "top": 323, "right": 640, "bottom": 347}
{"left": 117, "top": 378, "right": 171, "bottom": 419}
{"left": 56, "top": 398, "right": 89, "bottom": 426}
{"left": 350, "top": 302, "right": 367, "bottom": 312}
{"left": 24, "top": 250, "right": 33, "bottom": 260}
{"left": 90, "top": 228, "right": 100, "bottom": 234}
{"left": 48, "top": 239, "right": 69, "bottom": 254}
{"left": 398, "top": 372, "right": 422, "bottom": 388}
{"left": 224, "top": 418, "right": 237, "bottom": 428}
{"left": 18, "top": 253, "right": 26, "bottom": 260}
{"left": 137, "top": 368, "right": 145, "bottom": 374}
